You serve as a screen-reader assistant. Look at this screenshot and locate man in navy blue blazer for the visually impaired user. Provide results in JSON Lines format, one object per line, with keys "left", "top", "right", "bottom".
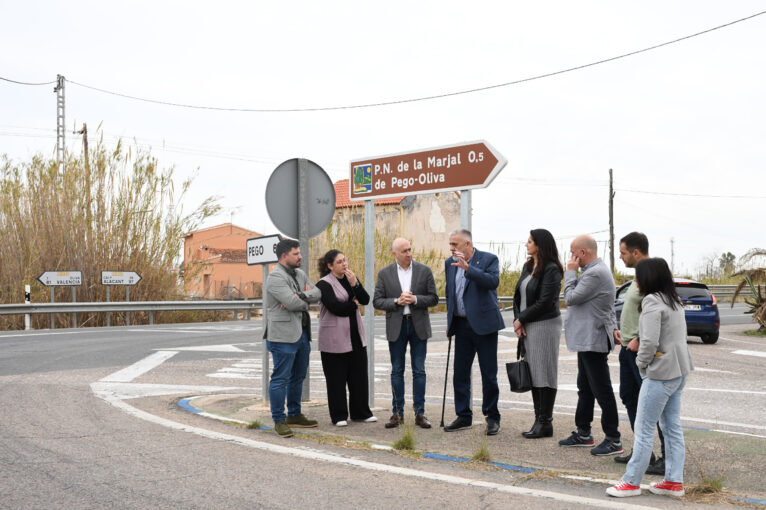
{"left": 444, "top": 229, "right": 505, "bottom": 435}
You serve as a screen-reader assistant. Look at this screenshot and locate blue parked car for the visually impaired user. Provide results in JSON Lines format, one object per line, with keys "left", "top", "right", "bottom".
{"left": 615, "top": 278, "right": 720, "bottom": 344}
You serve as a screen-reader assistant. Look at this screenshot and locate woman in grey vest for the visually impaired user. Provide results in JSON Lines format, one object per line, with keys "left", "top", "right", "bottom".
{"left": 316, "top": 250, "right": 376, "bottom": 427}
{"left": 513, "top": 229, "right": 564, "bottom": 438}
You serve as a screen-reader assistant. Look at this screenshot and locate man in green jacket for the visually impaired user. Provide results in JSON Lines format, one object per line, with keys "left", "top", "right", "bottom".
{"left": 617, "top": 232, "right": 665, "bottom": 473}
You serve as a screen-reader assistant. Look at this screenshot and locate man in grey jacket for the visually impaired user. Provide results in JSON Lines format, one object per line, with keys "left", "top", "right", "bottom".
{"left": 264, "top": 238, "right": 322, "bottom": 437}
{"left": 559, "top": 235, "right": 624, "bottom": 456}
{"left": 373, "top": 238, "right": 439, "bottom": 429}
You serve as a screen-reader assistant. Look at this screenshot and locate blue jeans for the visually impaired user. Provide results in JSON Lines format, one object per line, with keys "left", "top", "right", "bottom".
{"left": 452, "top": 317, "right": 500, "bottom": 422}
{"left": 619, "top": 346, "right": 665, "bottom": 455}
{"left": 388, "top": 318, "right": 427, "bottom": 416}
{"left": 266, "top": 331, "right": 310, "bottom": 423}
{"left": 623, "top": 375, "right": 687, "bottom": 486}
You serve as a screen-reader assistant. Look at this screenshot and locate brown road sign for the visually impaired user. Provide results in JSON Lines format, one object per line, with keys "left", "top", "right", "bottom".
{"left": 349, "top": 140, "right": 506, "bottom": 201}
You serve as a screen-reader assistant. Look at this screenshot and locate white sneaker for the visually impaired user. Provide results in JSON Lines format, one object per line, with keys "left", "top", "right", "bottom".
{"left": 363, "top": 416, "right": 378, "bottom": 423}
{"left": 335, "top": 420, "right": 348, "bottom": 427}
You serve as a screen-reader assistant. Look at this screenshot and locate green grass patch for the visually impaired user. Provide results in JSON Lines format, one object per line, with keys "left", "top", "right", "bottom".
{"left": 392, "top": 423, "right": 416, "bottom": 451}
{"left": 743, "top": 329, "right": 766, "bottom": 337}
{"left": 246, "top": 420, "right": 264, "bottom": 429}
{"left": 471, "top": 437, "right": 491, "bottom": 463}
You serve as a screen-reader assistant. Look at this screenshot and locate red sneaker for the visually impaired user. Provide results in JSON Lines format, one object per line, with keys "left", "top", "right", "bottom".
{"left": 649, "top": 480, "right": 684, "bottom": 497}
{"left": 606, "top": 481, "right": 642, "bottom": 498}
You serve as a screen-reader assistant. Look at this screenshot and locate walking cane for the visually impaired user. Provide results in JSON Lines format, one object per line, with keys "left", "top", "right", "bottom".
{"left": 440, "top": 334, "right": 453, "bottom": 428}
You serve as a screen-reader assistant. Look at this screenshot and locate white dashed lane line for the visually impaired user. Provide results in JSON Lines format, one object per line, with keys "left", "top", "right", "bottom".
{"left": 732, "top": 349, "right": 766, "bottom": 358}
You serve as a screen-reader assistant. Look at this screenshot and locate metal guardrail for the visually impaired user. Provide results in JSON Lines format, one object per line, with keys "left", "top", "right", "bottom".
{"left": 0, "top": 285, "right": 745, "bottom": 326}
{"left": 0, "top": 300, "right": 262, "bottom": 326}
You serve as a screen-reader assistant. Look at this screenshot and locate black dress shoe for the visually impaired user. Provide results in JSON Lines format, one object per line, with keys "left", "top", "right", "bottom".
{"left": 646, "top": 455, "right": 664, "bottom": 475}
{"left": 444, "top": 417, "right": 471, "bottom": 432}
{"left": 486, "top": 419, "right": 500, "bottom": 436}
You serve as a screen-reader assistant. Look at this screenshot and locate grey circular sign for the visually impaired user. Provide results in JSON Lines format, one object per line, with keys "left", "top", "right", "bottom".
{"left": 265, "top": 158, "right": 336, "bottom": 239}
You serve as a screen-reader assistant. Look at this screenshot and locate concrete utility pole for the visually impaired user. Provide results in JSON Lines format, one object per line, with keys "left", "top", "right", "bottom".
{"left": 608, "top": 169, "right": 615, "bottom": 272}
{"left": 54, "top": 75, "right": 66, "bottom": 174}
{"left": 76, "top": 123, "right": 91, "bottom": 242}
{"left": 671, "top": 237, "right": 675, "bottom": 275}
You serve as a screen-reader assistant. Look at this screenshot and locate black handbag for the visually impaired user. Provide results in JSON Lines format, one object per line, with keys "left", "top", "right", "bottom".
{"left": 506, "top": 335, "right": 532, "bottom": 393}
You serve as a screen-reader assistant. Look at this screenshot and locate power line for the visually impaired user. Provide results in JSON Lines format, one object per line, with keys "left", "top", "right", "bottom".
{"left": 0, "top": 76, "right": 56, "bottom": 86}
{"left": 615, "top": 187, "right": 766, "bottom": 199}
{"left": 56, "top": 9, "right": 766, "bottom": 113}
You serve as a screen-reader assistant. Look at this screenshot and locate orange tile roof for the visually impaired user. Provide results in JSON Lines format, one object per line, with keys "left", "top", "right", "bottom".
{"left": 334, "top": 179, "right": 404, "bottom": 208}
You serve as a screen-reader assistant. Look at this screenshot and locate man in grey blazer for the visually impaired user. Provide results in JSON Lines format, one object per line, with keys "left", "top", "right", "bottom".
{"left": 559, "top": 235, "right": 624, "bottom": 456}
{"left": 373, "top": 238, "right": 439, "bottom": 429}
{"left": 264, "top": 238, "right": 322, "bottom": 438}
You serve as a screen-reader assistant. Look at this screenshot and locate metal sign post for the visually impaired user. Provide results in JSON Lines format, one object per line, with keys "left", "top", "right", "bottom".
{"left": 50, "top": 287, "right": 55, "bottom": 329}
{"left": 72, "top": 286, "right": 77, "bottom": 327}
{"left": 364, "top": 200, "right": 375, "bottom": 408}
{"left": 297, "top": 159, "right": 311, "bottom": 398}
{"left": 246, "top": 234, "right": 282, "bottom": 404}
{"left": 101, "top": 272, "right": 142, "bottom": 327}
{"left": 37, "top": 271, "right": 82, "bottom": 330}
{"left": 262, "top": 264, "right": 271, "bottom": 403}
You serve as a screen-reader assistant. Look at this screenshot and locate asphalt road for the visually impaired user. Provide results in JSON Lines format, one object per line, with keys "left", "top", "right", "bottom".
{"left": 0, "top": 306, "right": 762, "bottom": 509}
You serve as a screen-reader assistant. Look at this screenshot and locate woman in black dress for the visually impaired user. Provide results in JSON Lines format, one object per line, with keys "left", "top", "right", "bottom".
{"left": 513, "top": 229, "right": 564, "bottom": 438}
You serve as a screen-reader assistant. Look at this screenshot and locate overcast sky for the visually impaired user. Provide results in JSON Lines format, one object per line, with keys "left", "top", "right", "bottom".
{"left": 2, "top": 1, "right": 764, "bottom": 276}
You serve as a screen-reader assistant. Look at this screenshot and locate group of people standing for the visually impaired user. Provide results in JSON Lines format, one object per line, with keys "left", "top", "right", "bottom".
{"left": 262, "top": 229, "right": 693, "bottom": 501}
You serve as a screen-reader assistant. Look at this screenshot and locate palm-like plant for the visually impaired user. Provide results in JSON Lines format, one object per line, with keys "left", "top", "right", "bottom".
{"left": 731, "top": 248, "right": 766, "bottom": 331}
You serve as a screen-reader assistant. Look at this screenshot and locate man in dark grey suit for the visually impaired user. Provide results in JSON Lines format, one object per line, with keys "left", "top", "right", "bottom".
{"left": 374, "top": 238, "right": 438, "bottom": 429}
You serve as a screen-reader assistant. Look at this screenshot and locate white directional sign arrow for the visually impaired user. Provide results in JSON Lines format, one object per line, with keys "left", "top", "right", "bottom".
{"left": 37, "top": 271, "right": 82, "bottom": 286}
{"left": 101, "top": 271, "right": 142, "bottom": 286}
{"left": 246, "top": 234, "right": 282, "bottom": 266}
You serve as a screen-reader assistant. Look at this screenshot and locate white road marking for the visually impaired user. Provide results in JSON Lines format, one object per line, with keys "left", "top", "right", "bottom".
{"left": 207, "top": 373, "right": 259, "bottom": 380}
{"left": 91, "top": 382, "right": 657, "bottom": 510}
{"left": 217, "top": 368, "right": 257, "bottom": 373}
{"left": 92, "top": 381, "right": 247, "bottom": 399}
{"left": 720, "top": 336, "right": 766, "bottom": 346}
{"left": 712, "top": 429, "right": 766, "bottom": 439}
{"left": 99, "top": 351, "right": 178, "bottom": 382}
{"left": 686, "top": 387, "right": 766, "bottom": 395}
{"left": 692, "top": 367, "right": 735, "bottom": 374}
{"left": 732, "top": 349, "right": 766, "bottom": 358}
{"left": 173, "top": 344, "right": 245, "bottom": 352}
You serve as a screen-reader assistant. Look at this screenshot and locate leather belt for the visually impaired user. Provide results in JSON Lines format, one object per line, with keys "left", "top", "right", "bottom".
{"left": 402, "top": 314, "right": 412, "bottom": 320}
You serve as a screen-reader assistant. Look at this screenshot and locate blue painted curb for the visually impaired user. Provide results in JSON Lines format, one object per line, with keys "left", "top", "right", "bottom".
{"left": 422, "top": 452, "right": 536, "bottom": 473}
{"left": 177, "top": 397, "right": 272, "bottom": 430}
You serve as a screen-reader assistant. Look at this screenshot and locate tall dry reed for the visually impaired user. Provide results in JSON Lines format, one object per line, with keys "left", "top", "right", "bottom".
{"left": 0, "top": 137, "right": 220, "bottom": 329}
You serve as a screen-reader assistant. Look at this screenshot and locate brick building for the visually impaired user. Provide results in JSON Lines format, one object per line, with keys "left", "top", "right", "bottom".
{"left": 183, "top": 223, "right": 270, "bottom": 299}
